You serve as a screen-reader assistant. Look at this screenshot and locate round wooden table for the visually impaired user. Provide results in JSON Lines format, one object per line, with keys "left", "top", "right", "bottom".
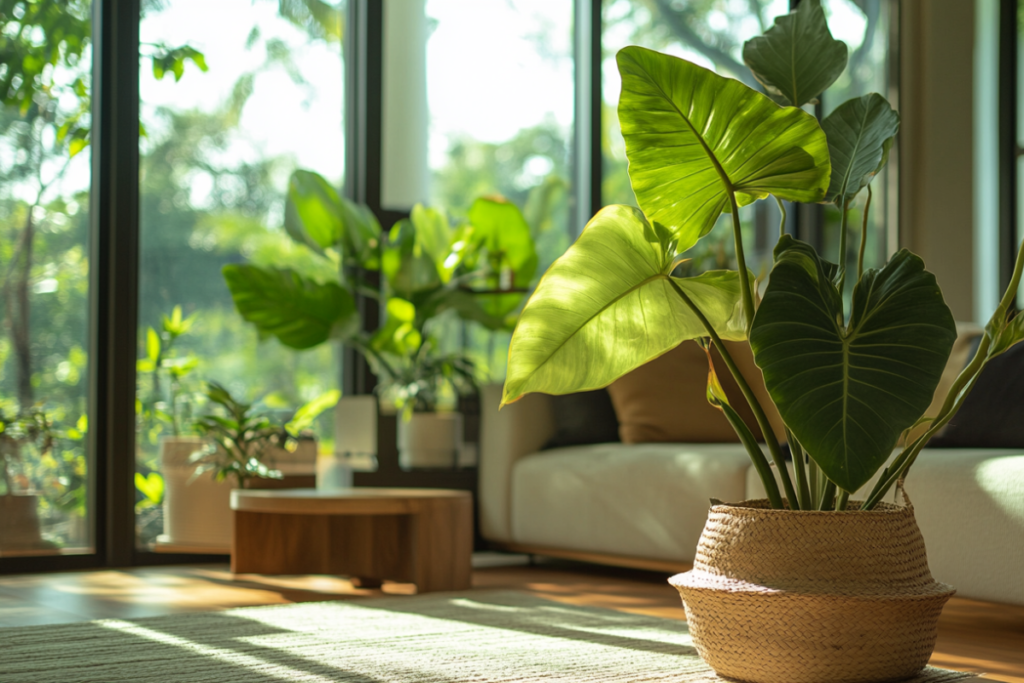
{"left": 230, "top": 488, "right": 473, "bottom": 593}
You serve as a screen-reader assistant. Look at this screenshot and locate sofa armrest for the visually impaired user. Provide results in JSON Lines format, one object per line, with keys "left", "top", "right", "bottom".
{"left": 478, "top": 384, "right": 555, "bottom": 542}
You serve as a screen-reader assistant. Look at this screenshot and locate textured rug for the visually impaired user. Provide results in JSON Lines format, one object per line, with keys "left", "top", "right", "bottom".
{"left": 0, "top": 590, "right": 977, "bottom": 682}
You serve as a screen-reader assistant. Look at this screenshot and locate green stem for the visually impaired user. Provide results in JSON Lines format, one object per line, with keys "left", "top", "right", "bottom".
{"left": 835, "top": 489, "right": 850, "bottom": 511}
{"left": 857, "top": 186, "right": 872, "bottom": 281}
{"left": 835, "top": 202, "right": 850, "bottom": 299}
{"left": 722, "top": 402, "right": 783, "bottom": 509}
{"left": 818, "top": 479, "right": 837, "bottom": 511}
{"left": 808, "top": 453, "right": 820, "bottom": 502}
{"left": 774, "top": 195, "right": 787, "bottom": 245}
{"left": 669, "top": 280, "right": 799, "bottom": 508}
{"left": 727, "top": 191, "right": 756, "bottom": 333}
{"left": 786, "top": 428, "right": 811, "bottom": 510}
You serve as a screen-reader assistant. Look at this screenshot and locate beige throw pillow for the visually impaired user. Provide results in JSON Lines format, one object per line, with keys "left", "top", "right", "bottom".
{"left": 607, "top": 340, "right": 786, "bottom": 445}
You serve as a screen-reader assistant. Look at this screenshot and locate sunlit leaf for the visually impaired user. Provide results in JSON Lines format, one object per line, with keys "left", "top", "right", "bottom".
{"left": 503, "top": 204, "right": 751, "bottom": 405}
{"left": 286, "top": 389, "right": 341, "bottom": 434}
{"left": 749, "top": 236, "right": 956, "bottom": 492}
{"left": 617, "top": 46, "right": 830, "bottom": 251}
{"left": 222, "top": 264, "right": 357, "bottom": 350}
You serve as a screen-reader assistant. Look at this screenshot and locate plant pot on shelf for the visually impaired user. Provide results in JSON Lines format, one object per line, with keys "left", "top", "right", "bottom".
{"left": 157, "top": 436, "right": 233, "bottom": 552}
{"left": 397, "top": 412, "right": 463, "bottom": 470}
{"left": 0, "top": 493, "right": 48, "bottom": 554}
{"left": 670, "top": 498, "right": 954, "bottom": 683}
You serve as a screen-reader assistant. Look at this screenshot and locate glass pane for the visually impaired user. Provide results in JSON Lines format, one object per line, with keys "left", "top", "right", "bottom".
{"left": 381, "top": 0, "right": 575, "bottom": 384}
{"left": 818, "top": 0, "right": 894, "bottom": 287}
{"left": 137, "top": 0, "right": 345, "bottom": 550}
{"left": 601, "top": 0, "right": 895, "bottom": 282}
{"left": 1, "top": 2, "right": 94, "bottom": 557}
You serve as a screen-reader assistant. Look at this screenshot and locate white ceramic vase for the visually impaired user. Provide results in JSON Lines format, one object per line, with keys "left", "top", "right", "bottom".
{"left": 397, "top": 412, "right": 463, "bottom": 469}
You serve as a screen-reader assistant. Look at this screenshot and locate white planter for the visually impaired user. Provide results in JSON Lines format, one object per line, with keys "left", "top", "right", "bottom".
{"left": 398, "top": 412, "right": 463, "bottom": 469}
{"left": 158, "top": 436, "right": 233, "bottom": 551}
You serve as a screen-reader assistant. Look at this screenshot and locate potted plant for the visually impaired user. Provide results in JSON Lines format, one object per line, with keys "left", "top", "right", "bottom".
{"left": 223, "top": 171, "right": 535, "bottom": 469}
{"left": 159, "top": 381, "right": 333, "bottom": 550}
{"left": 0, "top": 406, "right": 56, "bottom": 553}
{"left": 500, "top": 2, "right": 1024, "bottom": 681}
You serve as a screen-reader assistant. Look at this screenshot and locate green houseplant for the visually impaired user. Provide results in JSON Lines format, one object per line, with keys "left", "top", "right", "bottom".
{"left": 223, "top": 170, "right": 536, "bottom": 468}
{"left": 501, "top": 2, "right": 1024, "bottom": 681}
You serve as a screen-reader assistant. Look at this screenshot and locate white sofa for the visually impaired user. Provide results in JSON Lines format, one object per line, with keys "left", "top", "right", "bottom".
{"left": 478, "top": 385, "right": 1024, "bottom": 606}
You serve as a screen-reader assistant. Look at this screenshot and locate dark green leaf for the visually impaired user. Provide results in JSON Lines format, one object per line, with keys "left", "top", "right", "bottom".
{"left": 821, "top": 93, "right": 900, "bottom": 206}
{"left": 222, "top": 264, "right": 357, "bottom": 350}
{"left": 749, "top": 236, "right": 956, "bottom": 492}
{"left": 617, "top": 46, "right": 830, "bottom": 251}
{"left": 382, "top": 216, "right": 443, "bottom": 300}
{"left": 742, "top": 0, "right": 848, "bottom": 107}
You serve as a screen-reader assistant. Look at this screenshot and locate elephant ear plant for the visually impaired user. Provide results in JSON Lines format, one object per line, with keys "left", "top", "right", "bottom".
{"left": 502, "top": 0, "right": 1024, "bottom": 511}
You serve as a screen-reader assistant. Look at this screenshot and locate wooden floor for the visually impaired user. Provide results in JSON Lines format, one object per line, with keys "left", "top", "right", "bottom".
{"left": 0, "top": 556, "right": 1021, "bottom": 682}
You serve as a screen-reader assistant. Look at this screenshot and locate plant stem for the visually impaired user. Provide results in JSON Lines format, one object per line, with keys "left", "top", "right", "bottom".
{"left": 835, "top": 201, "right": 850, "bottom": 301}
{"left": 857, "top": 185, "right": 872, "bottom": 281}
{"left": 835, "top": 489, "right": 850, "bottom": 511}
{"left": 819, "top": 479, "right": 837, "bottom": 511}
{"left": 669, "top": 280, "right": 799, "bottom": 508}
{"left": 722, "top": 401, "right": 783, "bottom": 509}
{"left": 774, "top": 195, "right": 787, "bottom": 245}
{"left": 727, "top": 191, "right": 755, "bottom": 332}
{"left": 808, "top": 453, "right": 820, "bottom": 501}
{"left": 787, "top": 428, "right": 812, "bottom": 510}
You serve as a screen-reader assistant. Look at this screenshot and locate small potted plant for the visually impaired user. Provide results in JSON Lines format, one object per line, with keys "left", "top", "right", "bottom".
{"left": 0, "top": 405, "right": 55, "bottom": 553}
{"left": 159, "top": 381, "right": 331, "bottom": 551}
{"left": 500, "top": 2, "right": 1024, "bottom": 681}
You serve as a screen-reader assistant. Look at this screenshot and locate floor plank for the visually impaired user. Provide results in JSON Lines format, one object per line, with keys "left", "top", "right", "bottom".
{"left": 0, "top": 558, "right": 1020, "bottom": 681}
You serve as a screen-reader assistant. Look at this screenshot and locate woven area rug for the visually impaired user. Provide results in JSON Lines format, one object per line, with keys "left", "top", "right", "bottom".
{"left": 0, "top": 590, "right": 977, "bottom": 683}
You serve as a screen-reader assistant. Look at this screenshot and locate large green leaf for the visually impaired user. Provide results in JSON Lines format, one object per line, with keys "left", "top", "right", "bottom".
{"left": 617, "top": 46, "right": 831, "bottom": 251}
{"left": 742, "top": 0, "right": 848, "bottom": 108}
{"left": 285, "top": 169, "right": 382, "bottom": 268}
{"left": 467, "top": 196, "right": 537, "bottom": 321}
{"left": 821, "top": 93, "right": 900, "bottom": 206}
{"left": 502, "top": 204, "right": 750, "bottom": 405}
{"left": 284, "top": 170, "right": 344, "bottom": 251}
{"left": 222, "top": 264, "right": 358, "bottom": 350}
{"left": 749, "top": 237, "right": 956, "bottom": 492}
{"left": 382, "top": 215, "right": 443, "bottom": 300}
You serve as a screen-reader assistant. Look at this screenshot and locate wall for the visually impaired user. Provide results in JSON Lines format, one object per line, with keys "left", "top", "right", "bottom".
{"left": 900, "top": 0, "right": 977, "bottom": 321}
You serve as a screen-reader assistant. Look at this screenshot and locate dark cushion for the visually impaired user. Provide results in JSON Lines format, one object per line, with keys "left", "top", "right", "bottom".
{"left": 929, "top": 337, "right": 1024, "bottom": 448}
{"left": 542, "top": 389, "right": 621, "bottom": 450}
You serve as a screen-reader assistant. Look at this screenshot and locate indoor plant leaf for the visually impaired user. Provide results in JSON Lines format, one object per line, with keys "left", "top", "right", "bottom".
{"left": 749, "top": 236, "right": 957, "bottom": 493}
{"left": 284, "top": 169, "right": 344, "bottom": 251}
{"left": 382, "top": 215, "right": 443, "bottom": 300}
{"left": 821, "top": 93, "right": 900, "bottom": 206}
{"left": 222, "top": 264, "right": 358, "bottom": 350}
{"left": 617, "top": 46, "right": 831, "bottom": 251}
{"left": 502, "top": 204, "right": 751, "bottom": 406}
{"left": 338, "top": 198, "right": 382, "bottom": 270}
{"left": 741, "top": 0, "right": 848, "bottom": 107}
{"left": 410, "top": 204, "right": 454, "bottom": 281}
{"left": 466, "top": 196, "right": 538, "bottom": 321}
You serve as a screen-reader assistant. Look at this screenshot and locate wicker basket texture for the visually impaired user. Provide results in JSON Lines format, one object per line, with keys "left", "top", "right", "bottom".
{"left": 670, "top": 498, "right": 955, "bottom": 683}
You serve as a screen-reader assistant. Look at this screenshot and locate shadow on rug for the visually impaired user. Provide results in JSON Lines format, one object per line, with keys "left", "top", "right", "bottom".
{"left": 0, "top": 590, "right": 977, "bottom": 682}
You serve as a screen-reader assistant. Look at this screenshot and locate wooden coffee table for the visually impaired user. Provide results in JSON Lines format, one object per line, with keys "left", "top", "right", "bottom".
{"left": 230, "top": 488, "right": 472, "bottom": 592}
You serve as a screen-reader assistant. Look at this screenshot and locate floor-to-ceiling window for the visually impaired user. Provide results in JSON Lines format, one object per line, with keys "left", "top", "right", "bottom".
{"left": 134, "top": 0, "right": 346, "bottom": 549}
{"left": 1, "top": 0, "right": 94, "bottom": 559}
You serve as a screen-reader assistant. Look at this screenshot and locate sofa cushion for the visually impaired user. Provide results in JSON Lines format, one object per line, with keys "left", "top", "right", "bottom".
{"left": 510, "top": 443, "right": 752, "bottom": 562}
{"left": 542, "top": 389, "right": 620, "bottom": 450}
{"left": 930, "top": 339, "right": 1024, "bottom": 448}
{"left": 607, "top": 340, "right": 785, "bottom": 444}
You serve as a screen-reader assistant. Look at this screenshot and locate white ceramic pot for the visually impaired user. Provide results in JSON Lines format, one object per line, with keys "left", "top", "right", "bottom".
{"left": 397, "top": 412, "right": 463, "bottom": 469}
{"left": 158, "top": 436, "right": 233, "bottom": 551}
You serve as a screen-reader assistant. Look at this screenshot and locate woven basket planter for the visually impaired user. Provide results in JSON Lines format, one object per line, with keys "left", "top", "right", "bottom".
{"left": 669, "top": 498, "right": 954, "bottom": 683}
